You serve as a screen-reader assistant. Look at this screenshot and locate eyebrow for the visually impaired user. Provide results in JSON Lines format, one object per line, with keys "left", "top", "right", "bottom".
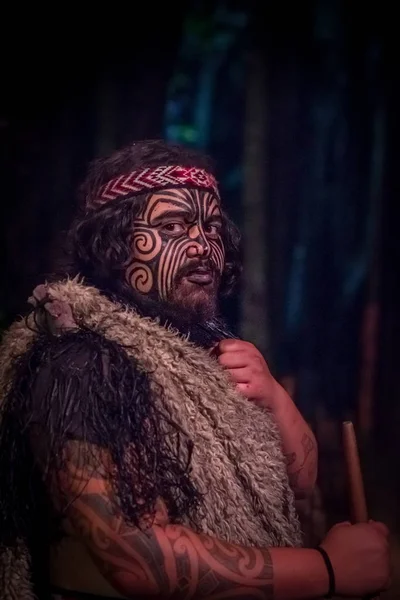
{"left": 150, "top": 209, "right": 193, "bottom": 224}
{"left": 150, "top": 208, "right": 223, "bottom": 225}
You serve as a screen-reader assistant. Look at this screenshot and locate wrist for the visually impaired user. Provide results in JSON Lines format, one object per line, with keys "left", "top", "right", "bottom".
{"left": 267, "top": 379, "right": 292, "bottom": 415}
{"left": 270, "top": 547, "right": 331, "bottom": 599}
{"left": 308, "top": 548, "right": 332, "bottom": 598}
{"left": 315, "top": 546, "right": 336, "bottom": 598}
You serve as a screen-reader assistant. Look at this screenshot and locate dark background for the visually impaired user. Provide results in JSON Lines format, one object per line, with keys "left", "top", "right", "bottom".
{"left": 1, "top": 0, "right": 399, "bottom": 584}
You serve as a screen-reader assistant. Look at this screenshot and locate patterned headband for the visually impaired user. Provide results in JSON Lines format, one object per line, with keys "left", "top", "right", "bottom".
{"left": 89, "top": 165, "right": 220, "bottom": 208}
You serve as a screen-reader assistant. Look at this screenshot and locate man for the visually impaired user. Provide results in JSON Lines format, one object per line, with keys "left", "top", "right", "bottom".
{"left": 0, "top": 140, "right": 390, "bottom": 599}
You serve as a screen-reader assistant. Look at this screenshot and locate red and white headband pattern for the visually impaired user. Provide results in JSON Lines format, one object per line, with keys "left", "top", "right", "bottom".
{"left": 88, "top": 165, "right": 219, "bottom": 208}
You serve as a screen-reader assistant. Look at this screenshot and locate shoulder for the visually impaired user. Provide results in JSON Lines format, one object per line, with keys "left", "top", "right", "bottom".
{"left": 20, "top": 329, "right": 150, "bottom": 443}
{"left": 24, "top": 328, "right": 149, "bottom": 418}
{"left": 27, "top": 328, "right": 140, "bottom": 381}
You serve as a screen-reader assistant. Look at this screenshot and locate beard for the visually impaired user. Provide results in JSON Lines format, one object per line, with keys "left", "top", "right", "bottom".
{"left": 109, "top": 260, "right": 235, "bottom": 348}
{"left": 166, "top": 260, "right": 221, "bottom": 322}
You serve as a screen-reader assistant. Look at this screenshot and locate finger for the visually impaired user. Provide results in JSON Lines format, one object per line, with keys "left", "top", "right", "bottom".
{"left": 330, "top": 521, "right": 352, "bottom": 531}
{"left": 218, "top": 351, "right": 250, "bottom": 369}
{"left": 226, "top": 367, "right": 252, "bottom": 384}
{"left": 219, "top": 339, "right": 253, "bottom": 353}
{"left": 236, "top": 382, "right": 252, "bottom": 396}
{"left": 369, "top": 520, "right": 390, "bottom": 537}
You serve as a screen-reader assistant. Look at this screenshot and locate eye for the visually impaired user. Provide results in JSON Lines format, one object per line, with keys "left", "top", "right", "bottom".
{"left": 204, "top": 223, "right": 222, "bottom": 237}
{"left": 161, "top": 222, "right": 185, "bottom": 235}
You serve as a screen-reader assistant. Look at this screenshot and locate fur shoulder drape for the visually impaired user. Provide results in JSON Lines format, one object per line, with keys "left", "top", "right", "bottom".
{"left": 0, "top": 278, "right": 301, "bottom": 600}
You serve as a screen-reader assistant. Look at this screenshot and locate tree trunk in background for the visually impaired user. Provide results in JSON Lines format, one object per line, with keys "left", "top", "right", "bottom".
{"left": 240, "top": 48, "right": 269, "bottom": 354}
{"left": 357, "top": 104, "right": 385, "bottom": 438}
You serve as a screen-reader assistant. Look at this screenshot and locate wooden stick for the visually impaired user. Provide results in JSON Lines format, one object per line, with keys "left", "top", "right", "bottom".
{"left": 342, "top": 421, "right": 368, "bottom": 523}
{"left": 343, "top": 421, "right": 379, "bottom": 599}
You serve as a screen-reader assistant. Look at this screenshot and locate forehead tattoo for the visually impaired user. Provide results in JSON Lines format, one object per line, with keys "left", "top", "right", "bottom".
{"left": 127, "top": 188, "right": 225, "bottom": 300}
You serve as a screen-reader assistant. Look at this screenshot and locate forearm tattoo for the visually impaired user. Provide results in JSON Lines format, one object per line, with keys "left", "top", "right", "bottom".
{"left": 285, "top": 433, "right": 317, "bottom": 493}
{"left": 284, "top": 452, "right": 297, "bottom": 468}
{"left": 60, "top": 442, "right": 273, "bottom": 599}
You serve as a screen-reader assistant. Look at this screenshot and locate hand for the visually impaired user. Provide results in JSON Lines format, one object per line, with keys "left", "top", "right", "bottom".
{"left": 215, "top": 339, "right": 278, "bottom": 409}
{"left": 320, "top": 520, "right": 391, "bottom": 597}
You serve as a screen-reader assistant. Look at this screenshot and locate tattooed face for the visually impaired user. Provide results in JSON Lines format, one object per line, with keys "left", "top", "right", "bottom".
{"left": 126, "top": 188, "right": 225, "bottom": 318}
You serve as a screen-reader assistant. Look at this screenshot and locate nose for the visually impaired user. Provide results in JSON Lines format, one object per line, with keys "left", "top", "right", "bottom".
{"left": 186, "top": 224, "right": 210, "bottom": 258}
{"left": 186, "top": 240, "right": 210, "bottom": 258}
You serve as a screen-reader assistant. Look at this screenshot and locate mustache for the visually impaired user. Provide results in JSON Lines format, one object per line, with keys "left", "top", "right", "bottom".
{"left": 176, "top": 260, "right": 219, "bottom": 280}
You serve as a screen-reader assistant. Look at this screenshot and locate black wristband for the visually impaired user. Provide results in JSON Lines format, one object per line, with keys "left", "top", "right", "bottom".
{"left": 315, "top": 546, "right": 336, "bottom": 599}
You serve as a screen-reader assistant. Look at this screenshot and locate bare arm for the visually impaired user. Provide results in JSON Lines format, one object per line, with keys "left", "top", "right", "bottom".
{"left": 54, "top": 440, "right": 328, "bottom": 600}
{"left": 215, "top": 339, "right": 317, "bottom": 498}
{"left": 271, "top": 381, "right": 318, "bottom": 498}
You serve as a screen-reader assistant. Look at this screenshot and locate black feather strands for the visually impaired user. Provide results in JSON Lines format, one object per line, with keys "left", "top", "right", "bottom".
{"left": 0, "top": 327, "right": 202, "bottom": 553}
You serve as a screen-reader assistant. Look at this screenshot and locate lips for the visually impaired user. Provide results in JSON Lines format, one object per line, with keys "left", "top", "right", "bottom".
{"left": 184, "top": 268, "right": 214, "bottom": 285}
